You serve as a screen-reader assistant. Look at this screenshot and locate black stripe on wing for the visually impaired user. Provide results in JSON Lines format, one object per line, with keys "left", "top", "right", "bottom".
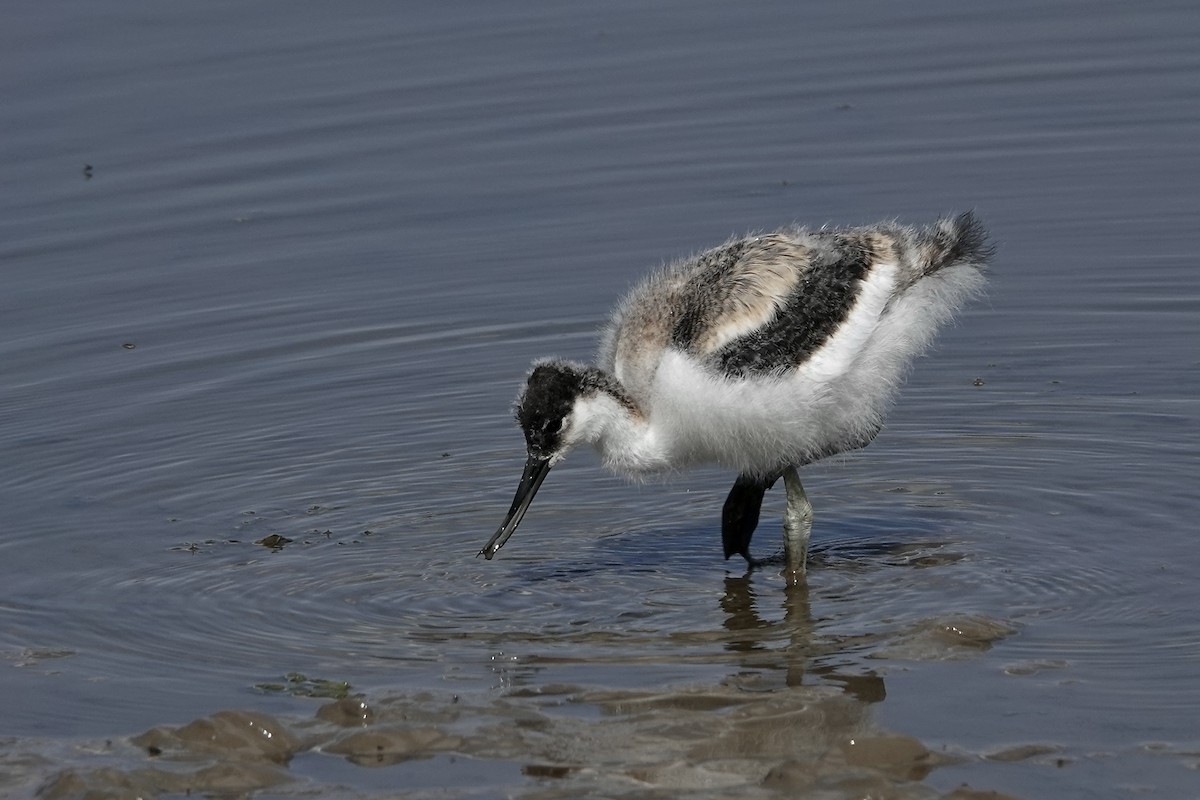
{"left": 712, "top": 236, "right": 872, "bottom": 376}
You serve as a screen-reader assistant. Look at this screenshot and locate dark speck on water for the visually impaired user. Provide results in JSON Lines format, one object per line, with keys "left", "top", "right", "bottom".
{"left": 255, "top": 534, "right": 294, "bottom": 550}
{"left": 2, "top": 1, "right": 1199, "bottom": 799}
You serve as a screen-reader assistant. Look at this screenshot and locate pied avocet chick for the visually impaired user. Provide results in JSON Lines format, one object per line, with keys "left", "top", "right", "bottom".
{"left": 480, "top": 212, "right": 991, "bottom": 586}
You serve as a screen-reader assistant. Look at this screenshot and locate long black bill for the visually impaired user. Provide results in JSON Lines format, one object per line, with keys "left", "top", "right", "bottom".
{"left": 478, "top": 455, "right": 552, "bottom": 559}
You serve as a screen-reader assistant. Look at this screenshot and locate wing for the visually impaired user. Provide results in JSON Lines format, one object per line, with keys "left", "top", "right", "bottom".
{"left": 601, "top": 233, "right": 806, "bottom": 394}
{"left": 667, "top": 234, "right": 806, "bottom": 358}
{"left": 602, "top": 228, "right": 897, "bottom": 391}
{"left": 703, "top": 232, "right": 878, "bottom": 376}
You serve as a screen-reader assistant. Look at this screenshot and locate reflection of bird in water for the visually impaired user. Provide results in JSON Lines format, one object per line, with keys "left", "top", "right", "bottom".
{"left": 720, "top": 575, "right": 886, "bottom": 702}
{"left": 480, "top": 213, "right": 991, "bottom": 585}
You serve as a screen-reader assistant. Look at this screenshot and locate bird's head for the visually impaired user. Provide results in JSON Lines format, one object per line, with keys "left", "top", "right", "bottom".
{"left": 479, "top": 359, "right": 622, "bottom": 560}
{"left": 516, "top": 359, "right": 594, "bottom": 462}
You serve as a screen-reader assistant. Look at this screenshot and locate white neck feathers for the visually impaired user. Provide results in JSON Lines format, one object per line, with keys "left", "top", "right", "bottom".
{"left": 564, "top": 390, "right": 668, "bottom": 474}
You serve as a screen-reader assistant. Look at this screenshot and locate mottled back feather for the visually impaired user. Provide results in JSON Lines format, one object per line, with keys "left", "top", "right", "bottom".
{"left": 711, "top": 233, "right": 875, "bottom": 375}
{"left": 598, "top": 212, "right": 991, "bottom": 421}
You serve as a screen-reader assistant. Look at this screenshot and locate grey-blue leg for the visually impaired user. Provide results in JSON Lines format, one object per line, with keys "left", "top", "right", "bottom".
{"left": 781, "top": 466, "right": 812, "bottom": 586}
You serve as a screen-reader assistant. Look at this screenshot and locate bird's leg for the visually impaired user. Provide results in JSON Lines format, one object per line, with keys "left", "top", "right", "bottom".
{"left": 721, "top": 473, "right": 776, "bottom": 562}
{"left": 780, "top": 466, "right": 813, "bottom": 586}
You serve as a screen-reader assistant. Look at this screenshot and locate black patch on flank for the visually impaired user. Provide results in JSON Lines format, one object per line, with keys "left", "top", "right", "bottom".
{"left": 515, "top": 361, "right": 634, "bottom": 459}
{"left": 714, "top": 235, "right": 873, "bottom": 376}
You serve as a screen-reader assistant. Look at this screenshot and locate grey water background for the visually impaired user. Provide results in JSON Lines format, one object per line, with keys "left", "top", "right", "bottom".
{"left": 2, "top": 0, "right": 1199, "bottom": 797}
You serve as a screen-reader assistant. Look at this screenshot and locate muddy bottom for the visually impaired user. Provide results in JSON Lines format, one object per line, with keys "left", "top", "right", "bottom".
{"left": 17, "top": 612, "right": 1023, "bottom": 799}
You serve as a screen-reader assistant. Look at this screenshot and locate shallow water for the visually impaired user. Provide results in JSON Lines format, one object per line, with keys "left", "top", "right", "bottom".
{"left": 3, "top": 1, "right": 1199, "bottom": 797}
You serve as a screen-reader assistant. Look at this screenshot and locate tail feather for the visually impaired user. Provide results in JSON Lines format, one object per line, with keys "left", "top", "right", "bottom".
{"left": 921, "top": 211, "right": 994, "bottom": 275}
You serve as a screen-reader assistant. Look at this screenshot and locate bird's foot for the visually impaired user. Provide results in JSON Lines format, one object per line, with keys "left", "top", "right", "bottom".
{"left": 742, "top": 552, "right": 809, "bottom": 587}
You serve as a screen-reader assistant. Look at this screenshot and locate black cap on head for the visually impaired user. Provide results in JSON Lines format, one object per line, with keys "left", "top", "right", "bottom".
{"left": 516, "top": 361, "right": 587, "bottom": 459}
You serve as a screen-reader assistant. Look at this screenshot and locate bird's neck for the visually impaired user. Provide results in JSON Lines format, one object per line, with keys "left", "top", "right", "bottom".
{"left": 570, "top": 386, "right": 668, "bottom": 475}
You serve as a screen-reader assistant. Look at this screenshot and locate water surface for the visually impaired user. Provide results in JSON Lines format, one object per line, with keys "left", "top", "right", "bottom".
{"left": 2, "top": 1, "right": 1199, "bottom": 797}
